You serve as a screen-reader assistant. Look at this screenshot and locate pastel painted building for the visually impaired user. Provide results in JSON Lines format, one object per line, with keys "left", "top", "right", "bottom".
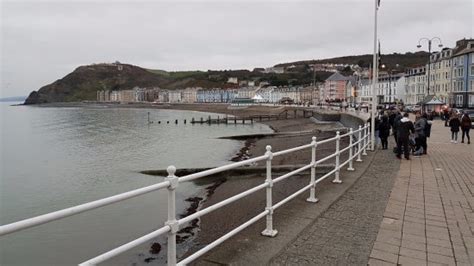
{"left": 321, "top": 72, "right": 352, "bottom": 101}
{"left": 429, "top": 48, "right": 453, "bottom": 104}
{"left": 450, "top": 39, "right": 474, "bottom": 108}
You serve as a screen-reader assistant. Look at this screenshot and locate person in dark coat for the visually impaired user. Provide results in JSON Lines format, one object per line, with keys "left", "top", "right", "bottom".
{"left": 397, "top": 113, "right": 415, "bottom": 160}
{"left": 460, "top": 112, "right": 471, "bottom": 144}
{"left": 413, "top": 112, "right": 427, "bottom": 154}
{"left": 379, "top": 115, "right": 391, "bottom": 149}
{"left": 392, "top": 111, "right": 403, "bottom": 146}
{"left": 449, "top": 114, "right": 461, "bottom": 143}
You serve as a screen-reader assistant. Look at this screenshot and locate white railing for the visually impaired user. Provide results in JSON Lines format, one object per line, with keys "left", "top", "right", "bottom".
{"left": 0, "top": 123, "right": 371, "bottom": 266}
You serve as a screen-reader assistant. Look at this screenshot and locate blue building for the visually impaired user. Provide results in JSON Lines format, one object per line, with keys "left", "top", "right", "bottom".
{"left": 451, "top": 39, "right": 474, "bottom": 108}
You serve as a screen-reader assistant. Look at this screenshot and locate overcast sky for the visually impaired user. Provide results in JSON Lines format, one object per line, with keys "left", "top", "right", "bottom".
{"left": 0, "top": 0, "right": 473, "bottom": 97}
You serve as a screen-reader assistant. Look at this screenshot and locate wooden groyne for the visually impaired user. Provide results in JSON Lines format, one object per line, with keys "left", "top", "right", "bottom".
{"left": 147, "top": 109, "right": 316, "bottom": 125}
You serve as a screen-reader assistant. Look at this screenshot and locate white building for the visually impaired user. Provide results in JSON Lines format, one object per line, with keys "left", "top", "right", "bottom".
{"left": 376, "top": 73, "right": 406, "bottom": 104}
{"left": 405, "top": 66, "right": 426, "bottom": 105}
{"left": 168, "top": 90, "right": 182, "bottom": 103}
{"left": 357, "top": 79, "right": 372, "bottom": 103}
{"left": 227, "top": 77, "right": 238, "bottom": 84}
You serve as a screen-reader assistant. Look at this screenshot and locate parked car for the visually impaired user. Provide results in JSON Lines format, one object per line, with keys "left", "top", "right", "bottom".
{"left": 413, "top": 105, "right": 421, "bottom": 112}
{"left": 404, "top": 105, "right": 414, "bottom": 113}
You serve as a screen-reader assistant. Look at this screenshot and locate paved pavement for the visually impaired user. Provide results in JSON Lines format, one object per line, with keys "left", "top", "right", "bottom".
{"left": 369, "top": 119, "right": 474, "bottom": 265}
{"left": 271, "top": 134, "right": 400, "bottom": 265}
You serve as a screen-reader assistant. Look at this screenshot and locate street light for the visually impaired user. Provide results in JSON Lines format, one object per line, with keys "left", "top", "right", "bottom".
{"left": 417, "top": 37, "right": 443, "bottom": 97}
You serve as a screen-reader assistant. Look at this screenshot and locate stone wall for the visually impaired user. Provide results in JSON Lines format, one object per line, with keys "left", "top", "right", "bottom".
{"left": 313, "top": 110, "right": 367, "bottom": 130}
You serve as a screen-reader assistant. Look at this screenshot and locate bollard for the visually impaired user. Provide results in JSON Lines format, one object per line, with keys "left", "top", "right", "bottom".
{"left": 347, "top": 128, "right": 355, "bottom": 171}
{"left": 307, "top": 136, "right": 319, "bottom": 203}
{"left": 208, "top": 115, "right": 211, "bottom": 125}
{"left": 261, "top": 145, "right": 278, "bottom": 237}
{"left": 332, "top": 131, "right": 342, "bottom": 184}
{"left": 362, "top": 123, "right": 368, "bottom": 156}
{"left": 158, "top": 121, "right": 161, "bottom": 124}
{"left": 184, "top": 119, "right": 186, "bottom": 124}
{"left": 175, "top": 119, "right": 178, "bottom": 124}
{"left": 165, "top": 166, "right": 179, "bottom": 266}
{"left": 191, "top": 117, "right": 195, "bottom": 123}
{"left": 167, "top": 121, "right": 169, "bottom": 124}
{"left": 217, "top": 116, "right": 220, "bottom": 124}
{"left": 356, "top": 125, "right": 362, "bottom": 162}
{"left": 200, "top": 117, "right": 203, "bottom": 123}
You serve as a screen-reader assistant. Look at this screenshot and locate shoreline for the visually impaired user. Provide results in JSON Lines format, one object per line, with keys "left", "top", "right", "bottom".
{"left": 22, "top": 102, "right": 346, "bottom": 263}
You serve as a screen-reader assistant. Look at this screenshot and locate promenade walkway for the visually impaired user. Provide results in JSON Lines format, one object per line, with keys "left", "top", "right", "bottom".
{"left": 369, "top": 119, "right": 474, "bottom": 265}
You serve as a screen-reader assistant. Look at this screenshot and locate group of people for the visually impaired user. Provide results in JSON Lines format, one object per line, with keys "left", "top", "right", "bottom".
{"left": 372, "top": 110, "right": 432, "bottom": 160}
{"left": 447, "top": 111, "right": 471, "bottom": 144}
{"left": 370, "top": 108, "right": 472, "bottom": 160}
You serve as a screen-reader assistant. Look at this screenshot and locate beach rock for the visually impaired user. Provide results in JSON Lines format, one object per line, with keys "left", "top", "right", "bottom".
{"left": 149, "top": 242, "right": 162, "bottom": 254}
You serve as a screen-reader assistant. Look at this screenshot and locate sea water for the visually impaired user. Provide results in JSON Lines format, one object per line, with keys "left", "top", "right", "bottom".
{"left": 0, "top": 103, "right": 272, "bottom": 265}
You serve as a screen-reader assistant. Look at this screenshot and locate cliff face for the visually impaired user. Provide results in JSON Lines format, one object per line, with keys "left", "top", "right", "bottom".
{"left": 24, "top": 64, "right": 167, "bottom": 104}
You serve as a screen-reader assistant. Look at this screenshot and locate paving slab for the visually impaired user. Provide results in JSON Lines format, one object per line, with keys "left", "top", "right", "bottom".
{"left": 369, "top": 119, "right": 474, "bottom": 265}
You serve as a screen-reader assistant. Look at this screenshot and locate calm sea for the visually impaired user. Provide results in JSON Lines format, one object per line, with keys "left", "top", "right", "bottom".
{"left": 0, "top": 102, "right": 272, "bottom": 265}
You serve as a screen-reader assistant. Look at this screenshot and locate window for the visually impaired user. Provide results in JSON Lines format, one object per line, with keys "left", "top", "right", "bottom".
{"left": 457, "top": 95, "right": 463, "bottom": 106}
{"left": 470, "top": 95, "right": 474, "bottom": 108}
{"left": 471, "top": 65, "right": 474, "bottom": 76}
{"left": 471, "top": 80, "right": 474, "bottom": 92}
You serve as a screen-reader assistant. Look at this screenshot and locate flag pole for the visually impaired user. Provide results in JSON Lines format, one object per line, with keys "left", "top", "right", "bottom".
{"left": 371, "top": 0, "right": 378, "bottom": 151}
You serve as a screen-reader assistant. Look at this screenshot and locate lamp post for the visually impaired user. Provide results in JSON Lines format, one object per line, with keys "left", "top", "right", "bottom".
{"left": 417, "top": 37, "right": 443, "bottom": 97}
{"left": 370, "top": 0, "right": 379, "bottom": 151}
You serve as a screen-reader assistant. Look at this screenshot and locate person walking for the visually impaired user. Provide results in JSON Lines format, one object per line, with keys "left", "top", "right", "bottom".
{"left": 449, "top": 114, "right": 461, "bottom": 143}
{"left": 413, "top": 112, "right": 428, "bottom": 155}
{"left": 379, "top": 115, "right": 390, "bottom": 150}
{"left": 461, "top": 112, "right": 471, "bottom": 144}
{"left": 396, "top": 113, "right": 415, "bottom": 160}
{"left": 392, "top": 111, "right": 403, "bottom": 147}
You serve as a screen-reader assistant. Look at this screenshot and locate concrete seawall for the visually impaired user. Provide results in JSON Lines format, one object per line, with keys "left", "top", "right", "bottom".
{"left": 312, "top": 110, "right": 368, "bottom": 131}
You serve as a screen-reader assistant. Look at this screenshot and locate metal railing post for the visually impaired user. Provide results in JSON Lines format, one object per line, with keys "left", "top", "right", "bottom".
{"left": 356, "top": 125, "right": 363, "bottom": 162}
{"left": 362, "top": 123, "right": 368, "bottom": 156}
{"left": 307, "top": 136, "right": 319, "bottom": 203}
{"left": 165, "top": 166, "right": 179, "bottom": 266}
{"left": 261, "top": 145, "right": 278, "bottom": 237}
{"left": 347, "top": 128, "right": 355, "bottom": 171}
{"left": 332, "top": 131, "right": 342, "bottom": 184}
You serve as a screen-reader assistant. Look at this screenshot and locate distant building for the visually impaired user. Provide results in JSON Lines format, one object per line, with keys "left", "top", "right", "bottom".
{"left": 158, "top": 90, "right": 169, "bottom": 103}
{"left": 168, "top": 90, "right": 182, "bottom": 103}
{"left": 405, "top": 66, "right": 426, "bottom": 105}
{"left": 321, "top": 72, "right": 352, "bottom": 102}
{"left": 264, "top": 67, "right": 285, "bottom": 74}
{"left": 376, "top": 74, "right": 406, "bottom": 104}
{"left": 182, "top": 87, "right": 200, "bottom": 103}
{"left": 450, "top": 39, "right": 474, "bottom": 108}
{"left": 110, "top": 90, "right": 120, "bottom": 102}
{"left": 133, "top": 87, "right": 146, "bottom": 102}
{"left": 119, "top": 90, "right": 135, "bottom": 102}
{"left": 237, "top": 87, "right": 258, "bottom": 99}
{"left": 227, "top": 77, "right": 238, "bottom": 84}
